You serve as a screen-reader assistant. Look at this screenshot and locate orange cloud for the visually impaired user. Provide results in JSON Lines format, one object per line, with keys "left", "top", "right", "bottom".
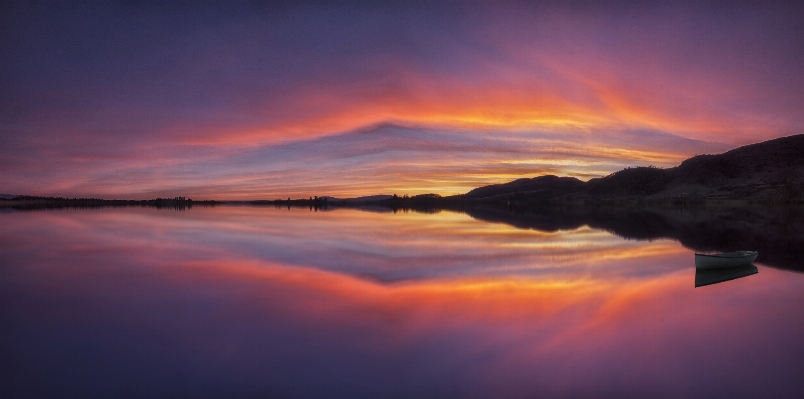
{"left": 172, "top": 51, "right": 799, "bottom": 151}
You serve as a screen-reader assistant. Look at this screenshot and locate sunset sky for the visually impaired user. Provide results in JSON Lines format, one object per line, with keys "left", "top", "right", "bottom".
{"left": 2, "top": 1, "right": 803, "bottom": 199}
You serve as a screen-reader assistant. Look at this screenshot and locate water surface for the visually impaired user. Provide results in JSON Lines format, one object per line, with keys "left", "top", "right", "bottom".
{"left": 1, "top": 206, "right": 803, "bottom": 398}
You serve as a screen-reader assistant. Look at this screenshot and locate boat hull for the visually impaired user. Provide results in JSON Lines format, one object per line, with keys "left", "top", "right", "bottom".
{"left": 695, "top": 251, "right": 758, "bottom": 270}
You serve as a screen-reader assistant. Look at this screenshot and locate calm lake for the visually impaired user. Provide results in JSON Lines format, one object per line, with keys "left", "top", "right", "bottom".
{"left": 2, "top": 205, "right": 803, "bottom": 398}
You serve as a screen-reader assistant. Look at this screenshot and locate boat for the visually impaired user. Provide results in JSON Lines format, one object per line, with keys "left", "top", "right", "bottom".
{"left": 694, "top": 251, "right": 758, "bottom": 270}
{"left": 695, "top": 264, "right": 758, "bottom": 287}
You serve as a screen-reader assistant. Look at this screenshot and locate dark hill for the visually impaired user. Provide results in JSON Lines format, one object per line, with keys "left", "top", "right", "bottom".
{"left": 463, "top": 134, "right": 804, "bottom": 202}
{"left": 464, "top": 175, "right": 585, "bottom": 200}
{"left": 675, "top": 134, "right": 804, "bottom": 182}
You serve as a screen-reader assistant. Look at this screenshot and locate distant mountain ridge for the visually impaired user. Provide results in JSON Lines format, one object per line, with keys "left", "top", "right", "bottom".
{"left": 463, "top": 134, "right": 804, "bottom": 202}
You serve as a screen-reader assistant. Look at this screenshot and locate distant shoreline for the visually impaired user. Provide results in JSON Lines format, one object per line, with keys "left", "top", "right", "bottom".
{"left": 3, "top": 195, "right": 803, "bottom": 274}
{"left": 3, "top": 133, "right": 803, "bottom": 210}
{"left": 0, "top": 196, "right": 221, "bottom": 211}
{"left": 2, "top": 194, "right": 801, "bottom": 213}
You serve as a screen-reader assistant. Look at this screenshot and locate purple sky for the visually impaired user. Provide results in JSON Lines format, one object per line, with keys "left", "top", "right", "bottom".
{"left": 2, "top": 1, "right": 803, "bottom": 199}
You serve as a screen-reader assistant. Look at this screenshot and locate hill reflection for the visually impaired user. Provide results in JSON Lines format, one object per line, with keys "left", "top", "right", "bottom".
{"left": 2, "top": 206, "right": 803, "bottom": 398}
{"left": 450, "top": 204, "right": 804, "bottom": 272}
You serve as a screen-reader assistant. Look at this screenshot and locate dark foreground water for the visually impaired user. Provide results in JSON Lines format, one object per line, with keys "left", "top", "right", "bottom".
{"left": 1, "top": 206, "right": 803, "bottom": 398}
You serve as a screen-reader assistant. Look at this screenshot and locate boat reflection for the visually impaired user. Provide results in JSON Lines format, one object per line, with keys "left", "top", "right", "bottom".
{"left": 695, "top": 264, "right": 758, "bottom": 288}
{"left": 3, "top": 206, "right": 804, "bottom": 398}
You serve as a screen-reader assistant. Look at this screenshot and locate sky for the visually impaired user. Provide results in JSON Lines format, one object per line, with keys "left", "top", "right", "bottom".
{"left": 2, "top": 1, "right": 803, "bottom": 199}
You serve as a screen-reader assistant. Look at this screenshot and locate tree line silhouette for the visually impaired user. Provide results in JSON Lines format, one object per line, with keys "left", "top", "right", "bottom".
{"left": 0, "top": 196, "right": 220, "bottom": 211}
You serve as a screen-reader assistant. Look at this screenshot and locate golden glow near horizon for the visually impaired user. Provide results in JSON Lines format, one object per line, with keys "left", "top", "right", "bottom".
{"left": 3, "top": 3, "right": 802, "bottom": 199}
{"left": 6, "top": 69, "right": 784, "bottom": 200}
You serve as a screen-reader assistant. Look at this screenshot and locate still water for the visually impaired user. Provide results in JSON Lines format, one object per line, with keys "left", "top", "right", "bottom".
{"left": 1, "top": 206, "right": 803, "bottom": 398}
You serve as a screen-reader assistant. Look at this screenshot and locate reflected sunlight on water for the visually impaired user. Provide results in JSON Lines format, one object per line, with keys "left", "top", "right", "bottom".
{"left": 1, "top": 206, "right": 803, "bottom": 398}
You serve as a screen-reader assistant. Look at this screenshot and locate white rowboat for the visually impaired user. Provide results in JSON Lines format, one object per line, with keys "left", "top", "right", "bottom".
{"left": 695, "top": 251, "right": 758, "bottom": 270}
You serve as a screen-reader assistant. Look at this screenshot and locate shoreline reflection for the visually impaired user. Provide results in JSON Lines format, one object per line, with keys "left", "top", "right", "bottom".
{"left": 1, "top": 206, "right": 803, "bottom": 398}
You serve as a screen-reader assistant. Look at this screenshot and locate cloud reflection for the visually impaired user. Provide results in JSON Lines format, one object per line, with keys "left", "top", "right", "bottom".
{"left": 0, "top": 207, "right": 804, "bottom": 398}
{"left": 2, "top": 207, "right": 803, "bottom": 398}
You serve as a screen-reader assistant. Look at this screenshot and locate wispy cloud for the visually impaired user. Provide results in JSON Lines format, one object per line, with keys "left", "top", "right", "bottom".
{"left": 1, "top": 2, "right": 800, "bottom": 197}
{"left": 3, "top": 124, "right": 727, "bottom": 199}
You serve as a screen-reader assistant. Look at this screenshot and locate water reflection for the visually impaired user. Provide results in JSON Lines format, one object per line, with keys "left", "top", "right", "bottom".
{"left": 456, "top": 203, "right": 804, "bottom": 272}
{"left": 695, "top": 264, "right": 758, "bottom": 287}
{"left": 1, "top": 206, "right": 803, "bottom": 398}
